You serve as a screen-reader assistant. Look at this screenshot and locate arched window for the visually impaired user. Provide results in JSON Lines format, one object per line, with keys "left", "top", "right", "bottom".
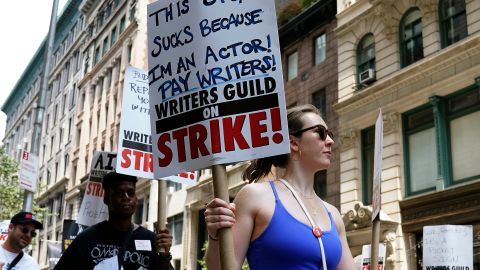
{"left": 439, "top": 0, "right": 467, "bottom": 47}
{"left": 400, "top": 8, "right": 423, "bottom": 67}
{"left": 356, "top": 33, "right": 376, "bottom": 85}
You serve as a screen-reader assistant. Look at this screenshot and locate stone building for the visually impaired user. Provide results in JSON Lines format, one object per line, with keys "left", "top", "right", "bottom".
{"left": 335, "top": 0, "right": 480, "bottom": 268}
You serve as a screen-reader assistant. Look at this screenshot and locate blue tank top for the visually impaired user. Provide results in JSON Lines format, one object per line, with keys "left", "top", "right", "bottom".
{"left": 246, "top": 181, "right": 343, "bottom": 270}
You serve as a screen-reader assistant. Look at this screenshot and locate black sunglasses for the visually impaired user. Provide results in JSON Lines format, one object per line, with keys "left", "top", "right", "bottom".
{"left": 19, "top": 226, "right": 37, "bottom": 238}
{"left": 291, "top": 125, "right": 334, "bottom": 141}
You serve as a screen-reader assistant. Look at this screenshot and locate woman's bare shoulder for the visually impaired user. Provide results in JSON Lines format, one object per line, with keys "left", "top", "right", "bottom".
{"left": 234, "top": 181, "right": 275, "bottom": 206}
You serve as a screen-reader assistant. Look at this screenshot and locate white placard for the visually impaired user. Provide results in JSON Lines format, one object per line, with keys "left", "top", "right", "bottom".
{"left": 147, "top": 0, "right": 290, "bottom": 178}
{"left": 361, "top": 243, "right": 386, "bottom": 270}
{"left": 117, "top": 66, "right": 155, "bottom": 179}
{"left": 19, "top": 150, "right": 39, "bottom": 192}
{"left": 423, "top": 225, "right": 473, "bottom": 270}
{"left": 76, "top": 151, "right": 116, "bottom": 226}
{"left": 372, "top": 109, "right": 383, "bottom": 220}
{"left": 116, "top": 66, "right": 197, "bottom": 186}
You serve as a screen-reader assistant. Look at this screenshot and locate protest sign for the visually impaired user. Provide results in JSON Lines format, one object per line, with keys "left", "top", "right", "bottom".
{"left": 423, "top": 225, "right": 473, "bottom": 270}
{"left": 62, "top": 219, "right": 80, "bottom": 252}
{"left": 76, "top": 151, "right": 116, "bottom": 226}
{"left": 47, "top": 241, "right": 62, "bottom": 269}
{"left": 165, "top": 171, "right": 197, "bottom": 185}
{"left": 19, "top": 150, "right": 39, "bottom": 192}
{"left": 116, "top": 66, "right": 198, "bottom": 185}
{"left": 117, "top": 66, "right": 155, "bottom": 179}
{"left": 147, "top": 0, "right": 289, "bottom": 178}
{"left": 0, "top": 220, "right": 9, "bottom": 245}
{"left": 361, "top": 243, "right": 386, "bottom": 270}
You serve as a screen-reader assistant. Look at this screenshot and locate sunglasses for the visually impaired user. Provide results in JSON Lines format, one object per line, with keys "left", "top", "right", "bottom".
{"left": 18, "top": 226, "right": 37, "bottom": 238}
{"left": 291, "top": 125, "right": 334, "bottom": 141}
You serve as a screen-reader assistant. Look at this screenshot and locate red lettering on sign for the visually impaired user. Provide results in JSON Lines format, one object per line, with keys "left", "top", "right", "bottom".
{"left": 121, "top": 149, "right": 132, "bottom": 168}
{"left": 189, "top": 123, "right": 209, "bottom": 159}
{"left": 223, "top": 115, "right": 248, "bottom": 151}
{"left": 156, "top": 109, "right": 285, "bottom": 168}
{"left": 0, "top": 234, "right": 7, "bottom": 241}
{"left": 120, "top": 149, "right": 153, "bottom": 172}
{"left": 86, "top": 182, "right": 104, "bottom": 197}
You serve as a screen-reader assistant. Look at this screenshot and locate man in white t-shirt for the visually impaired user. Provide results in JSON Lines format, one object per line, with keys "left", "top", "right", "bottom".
{"left": 0, "top": 212, "right": 43, "bottom": 270}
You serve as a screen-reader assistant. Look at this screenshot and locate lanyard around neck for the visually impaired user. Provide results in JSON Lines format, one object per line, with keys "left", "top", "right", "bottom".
{"left": 280, "top": 179, "right": 328, "bottom": 270}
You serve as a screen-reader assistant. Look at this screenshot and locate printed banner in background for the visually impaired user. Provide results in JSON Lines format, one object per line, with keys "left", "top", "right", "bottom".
{"left": 147, "top": 0, "right": 290, "bottom": 178}
{"left": 423, "top": 225, "right": 473, "bottom": 270}
{"left": 47, "top": 241, "right": 62, "bottom": 269}
{"left": 76, "top": 151, "right": 116, "bottom": 226}
{"left": 116, "top": 66, "right": 197, "bottom": 185}
{"left": 19, "top": 150, "right": 39, "bottom": 192}
{"left": 62, "top": 219, "right": 80, "bottom": 252}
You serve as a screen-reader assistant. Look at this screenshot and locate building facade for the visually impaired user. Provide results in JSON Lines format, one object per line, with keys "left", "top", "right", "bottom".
{"left": 335, "top": 0, "right": 480, "bottom": 268}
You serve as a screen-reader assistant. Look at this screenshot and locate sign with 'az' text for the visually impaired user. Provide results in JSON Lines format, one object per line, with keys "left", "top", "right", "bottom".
{"left": 77, "top": 151, "right": 116, "bottom": 226}
{"left": 147, "top": 0, "right": 289, "bottom": 178}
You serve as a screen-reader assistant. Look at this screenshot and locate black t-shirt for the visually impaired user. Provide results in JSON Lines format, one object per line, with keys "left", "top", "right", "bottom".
{"left": 54, "top": 221, "right": 173, "bottom": 270}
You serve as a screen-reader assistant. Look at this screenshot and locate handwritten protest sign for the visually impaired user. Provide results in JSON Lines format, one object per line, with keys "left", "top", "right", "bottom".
{"left": 117, "top": 66, "right": 155, "bottom": 179}
{"left": 19, "top": 150, "right": 39, "bottom": 192}
{"left": 76, "top": 151, "right": 116, "bottom": 226}
{"left": 147, "top": 0, "right": 289, "bottom": 178}
{"left": 423, "top": 225, "right": 473, "bottom": 270}
{"left": 116, "top": 66, "right": 198, "bottom": 185}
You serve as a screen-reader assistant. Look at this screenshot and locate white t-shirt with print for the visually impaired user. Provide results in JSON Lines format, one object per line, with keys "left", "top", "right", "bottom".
{"left": 0, "top": 246, "right": 40, "bottom": 270}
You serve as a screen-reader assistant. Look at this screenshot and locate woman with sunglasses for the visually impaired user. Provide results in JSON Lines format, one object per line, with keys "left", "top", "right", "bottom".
{"left": 205, "top": 104, "right": 354, "bottom": 270}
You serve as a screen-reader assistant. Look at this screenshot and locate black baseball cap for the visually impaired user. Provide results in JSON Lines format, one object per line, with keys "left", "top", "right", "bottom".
{"left": 11, "top": 212, "right": 43, "bottom": 230}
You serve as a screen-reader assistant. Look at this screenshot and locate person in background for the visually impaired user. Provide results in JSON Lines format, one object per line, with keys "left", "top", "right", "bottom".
{"left": 0, "top": 211, "right": 43, "bottom": 270}
{"left": 54, "top": 172, "right": 174, "bottom": 270}
{"left": 205, "top": 104, "right": 354, "bottom": 269}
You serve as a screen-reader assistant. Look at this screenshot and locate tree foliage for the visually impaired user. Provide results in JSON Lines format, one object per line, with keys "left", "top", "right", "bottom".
{"left": 0, "top": 147, "right": 46, "bottom": 222}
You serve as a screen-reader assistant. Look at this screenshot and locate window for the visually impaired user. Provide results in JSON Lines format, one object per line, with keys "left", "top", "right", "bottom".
{"left": 64, "top": 154, "right": 69, "bottom": 176}
{"left": 47, "top": 170, "right": 51, "bottom": 186}
{"left": 400, "top": 8, "right": 423, "bottom": 67}
{"left": 71, "top": 84, "right": 77, "bottom": 108}
{"left": 127, "top": 44, "right": 133, "bottom": 64}
{"left": 167, "top": 214, "right": 183, "bottom": 245}
{"left": 357, "top": 33, "right": 375, "bottom": 83}
{"left": 312, "top": 90, "right": 326, "bottom": 118}
{"left": 167, "top": 181, "right": 182, "bottom": 193}
{"left": 68, "top": 117, "right": 72, "bottom": 140}
{"left": 440, "top": 0, "right": 467, "bottom": 47}
{"left": 314, "top": 34, "right": 326, "bottom": 65}
{"left": 94, "top": 47, "right": 100, "bottom": 65}
{"left": 59, "top": 127, "right": 63, "bottom": 146}
{"left": 287, "top": 51, "right": 298, "bottom": 81}
{"left": 62, "top": 93, "right": 67, "bottom": 114}
{"left": 57, "top": 193, "right": 64, "bottom": 219}
{"left": 403, "top": 85, "right": 480, "bottom": 196}
{"left": 120, "top": 15, "right": 126, "bottom": 33}
{"left": 111, "top": 27, "right": 117, "bottom": 46}
{"left": 361, "top": 126, "right": 375, "bottom": 204}
{"left": 102, "top": 37, "right": 109, "bottom": 56}
{"left": 404, "top": 106, "right": 437, "bottom": 194}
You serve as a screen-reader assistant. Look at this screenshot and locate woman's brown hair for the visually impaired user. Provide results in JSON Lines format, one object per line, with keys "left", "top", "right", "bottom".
{"left": 242, "top": 104, "right": 321, "bottom": 183}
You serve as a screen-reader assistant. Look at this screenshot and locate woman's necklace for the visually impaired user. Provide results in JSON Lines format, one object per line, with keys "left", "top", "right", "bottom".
{"left": 289, "top": 184, "right": 317, "bottom": 200}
